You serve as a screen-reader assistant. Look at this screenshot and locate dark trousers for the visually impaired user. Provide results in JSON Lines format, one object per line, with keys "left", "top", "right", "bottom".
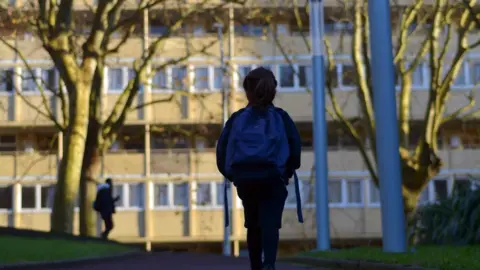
{"left": 237, "top": 180, "right": 287, "bottom": 270}
{"left": 100, "top": 212, "right": 114, "bottom": 239}
{"left": 247, "top": 227, "right": 280, "bottom": 270}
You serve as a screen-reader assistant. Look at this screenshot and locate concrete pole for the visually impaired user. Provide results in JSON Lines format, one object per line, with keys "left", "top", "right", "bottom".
{"left": 367, "top": 1, "right": 407, "bottom": 253}
{"left": 214, "top": 22, "right": 231, "bottom": 257}
{"left": 310, "top": 0, "right": 330, "bottom": 251}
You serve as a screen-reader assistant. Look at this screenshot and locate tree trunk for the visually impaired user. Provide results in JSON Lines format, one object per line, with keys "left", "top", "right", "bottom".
{"left": 51, "top": 83, "right": 91, "bottom": 234}
{"left": 79, "top": 120, "right": 102, "bottom": 237}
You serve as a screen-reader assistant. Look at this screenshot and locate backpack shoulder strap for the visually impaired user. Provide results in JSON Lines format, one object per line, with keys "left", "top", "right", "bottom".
{"left": 293, "top": 171, "right": 304, "bottom": 223}
{"left": 276, "top": 107, "right": 303, "bottom": 223}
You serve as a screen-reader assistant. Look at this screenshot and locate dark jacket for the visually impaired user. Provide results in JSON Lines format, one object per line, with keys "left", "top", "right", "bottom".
{"left": 216, "top": 106, "right": 302, "bottom": 184}
{"left": 94, "top": 184, "right": 116, "bottom": 215}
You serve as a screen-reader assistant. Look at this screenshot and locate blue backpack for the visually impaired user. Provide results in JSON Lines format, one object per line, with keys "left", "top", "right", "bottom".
{"left": 223, "top": 106, "right": 303, "bottom": 227}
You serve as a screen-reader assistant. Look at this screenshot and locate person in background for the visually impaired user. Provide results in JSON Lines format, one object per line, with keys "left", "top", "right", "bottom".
{"left": 216, "top": 67, "right": 302, "bottom": 270}
{"left": 93, "top": 178, "right": 120, "bottom": 239}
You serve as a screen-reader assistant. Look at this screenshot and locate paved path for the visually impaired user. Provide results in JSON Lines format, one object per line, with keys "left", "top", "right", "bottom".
{"left": 64, "top": 252, "right": 322, "bottom": 270}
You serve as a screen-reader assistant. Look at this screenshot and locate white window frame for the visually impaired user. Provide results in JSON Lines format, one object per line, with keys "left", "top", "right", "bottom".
{"left": 276, "top": 64, "right": 298, "bottom": 92}
{"left": 192, "top": 181, "right": 215, "bottom": 209}
{"left": 192, "top": 66, "right": 214, "bottom": 93}
{"left": 212, "top": 66, "right": 224, "bottom": 91}
{"left": 0, "top": 68, "right": 15, "bottom": 96}
{"left": 366, "top": 179, "right": 380, "bottom": 207}
{"left": 20, "top": 67, "right": 40, "bottom": 94}
{"left": 170, "top": 65, "right": 188, "bottom": 91}
{"left": 114, "top": 182, "right": 145, "bottom": 211}
{"left": 0, "top": 184, "right": 14, "bottom": 213}
{"left": 297, "top": 63, "right": 313, "bottom": 90}
{"left": 152, "top": 182, "right": 170, "bottom": 209}
{"left": 19, "top": 184, "right": 51, "bottom": 213}
{"left": 107, "top": 67, "right": 127, "bottom": 93}
{"left": 38, "top": 67, "right": 60, "bottom": 94}
{"left": 338, "top": 63, "right": 356, "bottom": 91}
{"left": 344, "top": 178, "right": 364, "bottom": 207}
{"left": 151, "top": 66, "right": 170, "bottom": 93}
{"left": 451, "top": 62, "right": 470, "bottom": 90}
{"left": 152, "top": 182, "right": 189, "bottom": 211}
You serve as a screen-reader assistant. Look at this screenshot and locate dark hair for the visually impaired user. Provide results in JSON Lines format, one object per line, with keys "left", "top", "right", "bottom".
{"left": 243, "top": 67, "right": 277, "bottom": 107}
{"left": 105, "top": 178, "right": 112, "bottom": 185}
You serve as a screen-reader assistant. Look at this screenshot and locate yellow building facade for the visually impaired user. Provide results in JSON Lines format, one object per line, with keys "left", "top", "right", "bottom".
{"left": 0, "top": 0, "right": 479, "bottom": 254}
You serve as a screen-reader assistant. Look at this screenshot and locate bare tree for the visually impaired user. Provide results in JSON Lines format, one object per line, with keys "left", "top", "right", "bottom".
{"left": 0, "top": 0, "right": 243, "bottom": 235}
{"left": 269, "top": 0, "right": 480, "bottom": 241}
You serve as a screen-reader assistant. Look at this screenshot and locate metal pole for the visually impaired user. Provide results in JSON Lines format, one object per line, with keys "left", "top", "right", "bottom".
{"left": 367, "top": 1, "right": 407, "bottom": 253}
{"left": 214, "top": 22, "right": 231, "bottom": 257}
{"left": 310, "top": 0, "right": 330, "bottom": 251}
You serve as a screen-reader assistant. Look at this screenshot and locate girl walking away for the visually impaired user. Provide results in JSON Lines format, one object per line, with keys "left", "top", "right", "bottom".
{"left": 216, "top": 67, "right": 302, "bottom": 270}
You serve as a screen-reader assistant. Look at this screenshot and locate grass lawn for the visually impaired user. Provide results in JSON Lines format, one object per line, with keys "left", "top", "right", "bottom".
{"left": 0, "top": 235, "right": 134, "bottom": 264}
{"left": 304, "top": 246, "right": 480, "bottom": 270}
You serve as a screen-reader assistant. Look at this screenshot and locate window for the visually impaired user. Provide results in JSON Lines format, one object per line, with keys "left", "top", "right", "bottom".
{"left": 471, "top": 63, "right": 480, "bottom": 84}
{"left": 453, "top": 64, "right": 467, "bottom": 86}
{"left": 369, "top": 182, "right": 380, "bottom": 203}
{"left": 453, "top": 179, "right": 471, "bottom": 195}
{"left": 171, "top": 66, "right": 187, "bottom": 90}
{"left": 193, "top": 25, "right": 206, "bottom": 36}
{"left": 341, "top": 64, "right": 355, "bottom": 87}
{"left": 279, "top": 65, "right": 294, "bottom": 88}
{"left": 21, "top": 186, "right": 36, "bottom": 209}
{"left": 408, "top": 62, "right": 424, "bottom": 87}
{"left": 301, "top": 180, "right": 314, "bottom": 204}
{"left": 433, "top": 179, "right": 448, "bottom": 201}
{"left": 276, "top": 24, "right": 289, "bottom": 35}
{"left": 213, "top": 67, "right": 223, "bottom": 89}
{"left": 173, "top": 182, "right": 188, "bottom": 207}
{"left": 128, "top": 68, "right": 135, "bottom": 82}
{"left": 237, "top": 65, "right": 252, "bottom": 88}
{"left": 194, "top": 67, "right": 209, "bottom": 90}
{"left": 41, "top": 68, "right": 57, "bottom": 93}
{"left": 22, "top": 68, "right": 37, "bottom": 92}
{"left": 0, "top": 135, "right": 16, "bottom": 152}
{"left": 298, "top": 65, "right": 312, "bottom": 88}
{"left": 419, "top": 185, "right": 430, "bottom": 203}
{"left": 215, "top": 182, "right": 228, "bottom": 206}
{"left": 40, "top": 185, "right": 54, "bottom": 209}
{"left": 150, "top": 25, "right": 168, "bottom": 36}
{"left": 152, "top": 68, "right": 167, "bottom": 90}
{"left": 0, "top": 69, "right": 14, "bottom": 92}
{"left": 112, "top": 184, "right": 124, "bottom": 208}
{"left": 128, "top": 183, "right": 144, "bottom": 208}
{"left": 108, "top": 68, "right": 124, "bottom": 91}
{"left": 328, "top": 180, "right": 342, "bottom": 203}
{"left": 154, "top": 183, "right": 169, "bottom": 207}
{"left": 346, "top": 180, "right": 362, "bottom": 204}
{"left": 196, "top": 183, "right": 212, "bottom": 206}
{"left": 0, "top": 185, "right": 12, "bottom": 210}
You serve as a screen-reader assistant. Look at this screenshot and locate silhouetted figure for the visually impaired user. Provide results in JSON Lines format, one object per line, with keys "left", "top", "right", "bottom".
{"left": 93, "top": 178, "right": 120, "bottom": 239}
{"left": 216, "top": 67, "right": 302, "bottom": 270}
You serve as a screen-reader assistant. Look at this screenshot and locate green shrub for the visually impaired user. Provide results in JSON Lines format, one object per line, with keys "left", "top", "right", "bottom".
{"left": 416, "top": 179, "right": 480, "bottom": 245}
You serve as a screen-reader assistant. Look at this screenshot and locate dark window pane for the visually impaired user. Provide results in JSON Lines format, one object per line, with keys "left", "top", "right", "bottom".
{"left": 173, "top": 183, "right": 188, "bottom": 207}
{"left": 0, "top": 69, "right": 14, "bottom": 92}
{"left": 279, "top": 65, "right": 294, "bottom": 87}
{"left": 433, "top": 180, "right": 448, "bottom": 201}
{"left": 154, "top": 184, "right": 169, "bottom": 207}
{"left": 41, "top": 185, "right": 54, "bottom": 208}
{"left": 171, "top": 66, "right": 187, "bottom": 90}
{"left": 196, "top": 183, "right": 211, "bottom": 206}
{"left": 342, "top": 64, "right": 355, "bottom": 87}
{"left": 0, "top": 185, "right": 13, "bottom": 209}
{"left": 22, "top": 186, "right": 36, "bottom": 209}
